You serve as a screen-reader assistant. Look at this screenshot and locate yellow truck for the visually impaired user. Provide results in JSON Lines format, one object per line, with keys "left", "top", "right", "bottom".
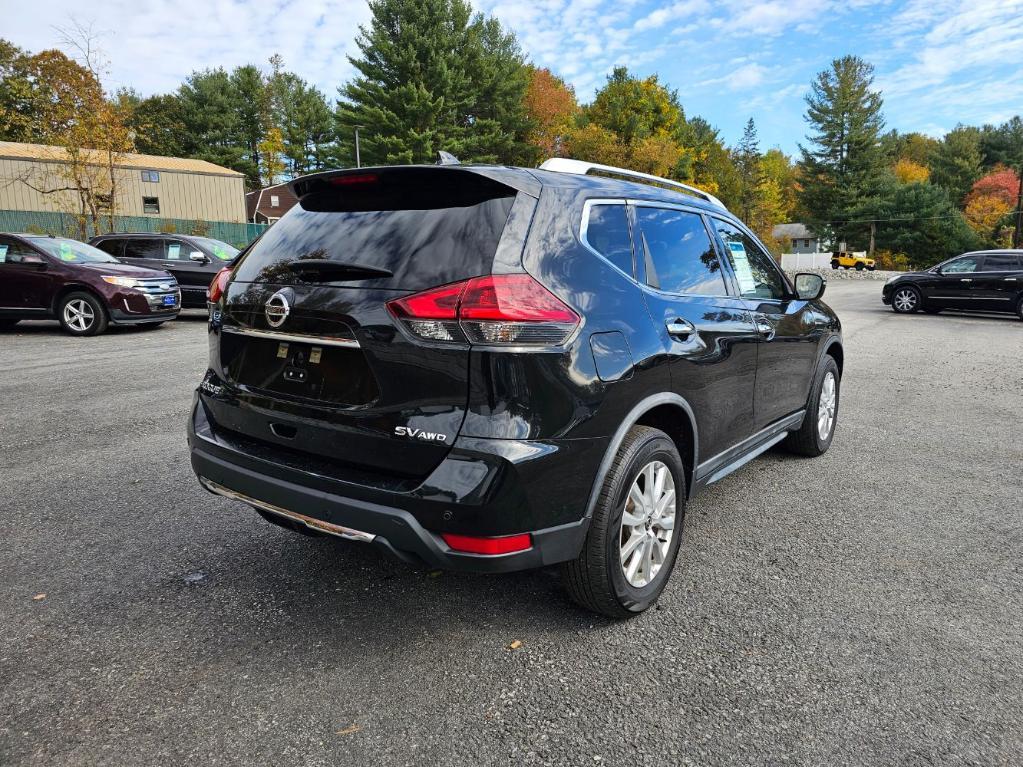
{"left": 830, "top": 251, "right": 876, "bottom": 271}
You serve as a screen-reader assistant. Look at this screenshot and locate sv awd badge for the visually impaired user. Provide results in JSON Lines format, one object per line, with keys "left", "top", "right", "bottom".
{"left": 394, "top": 426, "right": 448, "bottom": 443}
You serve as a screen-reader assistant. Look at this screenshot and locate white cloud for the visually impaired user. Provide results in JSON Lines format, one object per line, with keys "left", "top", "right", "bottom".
{"left": 633, "top": 0, "right": 708, "bottom": 32}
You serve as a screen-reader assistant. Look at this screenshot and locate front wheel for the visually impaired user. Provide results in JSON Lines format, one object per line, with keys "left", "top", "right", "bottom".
{"left": 562, "top": 426, "right": 685, "bottom": 618}
{"left": 831, "top": 260, "right": 840, "bottom": 270}
{"left": 784, "top": 355, "right": 840, "bottom": 457}
{"left": 867, "top": 265, "right": 876, "bottom": 271}
{"left": 58, "top": 292, "right": 108, "bottom": 336}
{"left": 892, "top": 286, "right": 921, "bottom": 313}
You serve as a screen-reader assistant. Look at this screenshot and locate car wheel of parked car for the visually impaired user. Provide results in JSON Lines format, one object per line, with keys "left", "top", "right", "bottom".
{"left": 831, "top": 260, "right": 840, "bottom": 269}
{"left": 785, "top": 355, "right": 840, "bottom": 457}
{"left": 0, "top": 318, "right": 20, "bottom": 330}
{"left": 855, "top": 262, "right": 865, "bottom": 271}
{"left": 1016, "top": 297, "right": 1023, "bottom": 321}
{"left": 892, "top": 286, "right": 921, "bottom": 313}
{"left": 562, "top": 425, "right": 685, "bottom": 619}
{"left": 867, "top": 265, "right": 876, "bottom": 271}
{"left": 59, "top": 292, "right": 108, "bottom": 336}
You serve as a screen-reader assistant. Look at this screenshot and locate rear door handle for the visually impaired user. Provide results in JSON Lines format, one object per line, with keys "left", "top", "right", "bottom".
{"left": 959, "top": 278, "right": 973, "bottom": 282}
{"left": 1005, "top": 277, "right": 1018, "bottom": 282}
{"left": 665, "top": 318, "right": 695, "bottom": 338}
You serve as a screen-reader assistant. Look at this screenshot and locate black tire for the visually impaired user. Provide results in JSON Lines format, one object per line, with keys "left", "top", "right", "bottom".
{"left": 562, "top": 425, "right": 686, "bottom": 619}
{"left": 867, "top": 265, "right": 876, "bottom": 271}
{"left": 891, "top": 285, "right": 921, "bottom": 314}
{"left": 1016, "top": 296, "right": 1023, "bottom": 321}
{"left": 784, "top": 355, "right": 840, "bottom": 457}
{"left": 831, "top": 260, "right": 840, "bottom": 270}
{"left": 58, "top": 291, "right": 109, "bottom": 336}
{"left": 855, "top": 262, "right": 865, "bottom": 271}
{"left": 0, "top": 318, "right": 20, "bottom": 330}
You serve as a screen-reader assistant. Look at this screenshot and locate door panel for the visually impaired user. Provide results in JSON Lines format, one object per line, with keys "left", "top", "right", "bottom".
{"left": 711, "top": 219, "right": 820, "bottom": 430}
{"left": 926, "top": 255, "right": 982, "bottom": 308}
{"left": 631, "top": 205, "right": 758, "bottom": 459}
{"left": 0, "top": 237, "right": 54, "bottom": 310}
{"left": 162, "top": 239, "right": 213, "bottom": 302}
{"left": 974, "top": 254, "right": 1023, "bottom": 310}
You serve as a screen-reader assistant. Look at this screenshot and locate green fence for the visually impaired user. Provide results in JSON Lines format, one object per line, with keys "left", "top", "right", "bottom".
{"left": 0, "top": 210, "right": 268, "bottom": 248}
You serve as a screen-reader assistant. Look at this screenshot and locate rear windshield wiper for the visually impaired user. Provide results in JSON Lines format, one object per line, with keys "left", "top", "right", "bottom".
{"left": 287, "top": 259, "right": 393, "bottom": 281}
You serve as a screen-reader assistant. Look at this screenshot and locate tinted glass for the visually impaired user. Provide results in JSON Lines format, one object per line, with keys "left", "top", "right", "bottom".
{"left": 29, "top": 238, "right": 118, "bottom": 264}
{"left": 585, "top": 204, "right": 634, "bottom": 276}
{"left": 943, "top": 256, "right": 980, "bottom": 273}
{"left": 123, "top": 239, "right": 165, "bottom": 260}
{"left": 233, "top": 171, "right": 516, "bottom": 289}
{"left": 713, "top": 220, "right": 788, "bottom": 300}
{"left": 94, "top": 239, "right": 122, "bottom": 257}
{"left": 633, "top": 207, "right": 725, "bottom": 295}
{"left": 163, "top": 240, "right": 192, "bottom": 260}
{"left": 0, "top": 237, "right": 39, "bottom": 263}
{"left": 983, "top": 254, "right": 1022, "bottom": 270}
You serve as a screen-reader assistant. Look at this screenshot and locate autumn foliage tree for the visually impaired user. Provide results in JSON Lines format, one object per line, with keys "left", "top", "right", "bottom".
{"left": 963, "top": 166, "right": 1020, "bottom": 245}
{"left": 522, "top": 66, "right": 578, "bottom": 163}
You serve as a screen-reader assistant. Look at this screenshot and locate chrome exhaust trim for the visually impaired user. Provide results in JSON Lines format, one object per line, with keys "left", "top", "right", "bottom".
{"left": 199, "top": 477, "right": 376, "bottom": 542}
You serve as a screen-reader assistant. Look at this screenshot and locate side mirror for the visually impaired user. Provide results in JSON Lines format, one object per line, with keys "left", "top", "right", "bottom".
{"left": 794, "top": 272, "right": 825, "bottom": 300}
{"left": 189, "top": 251, "right": 208, "bottom": 263}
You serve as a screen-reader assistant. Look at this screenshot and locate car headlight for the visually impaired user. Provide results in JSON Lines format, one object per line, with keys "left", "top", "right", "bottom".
{"left": 101, "top": 276, "right": 143, "bottom": 288}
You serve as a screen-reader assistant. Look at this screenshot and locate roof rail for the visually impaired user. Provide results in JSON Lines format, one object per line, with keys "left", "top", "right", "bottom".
{"left": 539, "top": 157, "right": 725, "bottom": 209}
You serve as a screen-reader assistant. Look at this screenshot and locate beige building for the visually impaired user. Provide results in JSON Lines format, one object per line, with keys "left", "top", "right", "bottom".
{"left": 0, "top": 141, "right": 247, "bottom": 223}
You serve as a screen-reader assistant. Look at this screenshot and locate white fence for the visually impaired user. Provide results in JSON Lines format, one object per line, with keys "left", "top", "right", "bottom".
{"left": 781, "top": 252, "right": 833, "bottom": 270}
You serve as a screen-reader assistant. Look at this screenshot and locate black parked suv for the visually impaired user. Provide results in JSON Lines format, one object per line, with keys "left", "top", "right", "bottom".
{"left": 90, "top": 233, "right": 239, "bottom": 308}
{"left": 882, "top": 250, "right": 1023, "bottom": 318}
{"left": 188, "top": 159, "right": 843, "bottom": 617}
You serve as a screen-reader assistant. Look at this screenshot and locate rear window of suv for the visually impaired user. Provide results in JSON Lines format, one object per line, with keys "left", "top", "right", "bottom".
{"left": 232, "top": 169, "right": 516, "bottom": 290}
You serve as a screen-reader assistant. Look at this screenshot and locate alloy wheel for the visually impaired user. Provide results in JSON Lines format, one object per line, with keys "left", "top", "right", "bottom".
{"left": 893, "top": 289, "right": 918, "bottom": 312}
{"left": 817, "top": 371, "right": 837, "bottom": 441}
{"left": 619, "top": 460, "right": 676, "bottom": 588}
{"left": 63, "top": 298, "right": 95, "bottom": 332}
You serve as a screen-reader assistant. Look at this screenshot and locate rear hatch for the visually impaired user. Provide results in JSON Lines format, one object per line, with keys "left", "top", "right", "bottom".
{"left": 208, "top": 166, "right": 529, "bottom": 482}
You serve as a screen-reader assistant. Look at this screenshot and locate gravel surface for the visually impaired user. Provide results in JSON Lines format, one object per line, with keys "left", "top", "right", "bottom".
{"left": 1, "top": 283, "right": 1021, "bottom": 766}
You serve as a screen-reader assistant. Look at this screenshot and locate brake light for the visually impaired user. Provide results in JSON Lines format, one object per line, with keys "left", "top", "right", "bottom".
{"left": 208, "top": 266, "right": 232, "bottom": 303}
{"left": 387, "top": 274, "right": 579, "bottom": 346}
{"left": 330, "top": 173, "right": 379, "bottom": 186}
{"left": 441, "top": 532, "right": 532, "bottom": 555}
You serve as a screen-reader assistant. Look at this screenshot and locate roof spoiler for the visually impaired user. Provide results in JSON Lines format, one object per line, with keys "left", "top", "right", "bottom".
{"left": 539, "top": 158, "right": 725, "bottom": 208}
{"left": 289, "top": 165, "right": 540, "bottom": 199}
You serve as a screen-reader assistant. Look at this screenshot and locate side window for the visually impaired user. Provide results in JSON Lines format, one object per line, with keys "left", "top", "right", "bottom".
{"left": 94, "top": 240, "right": 122, "bottom": 257}
{"left": 0, "top": 237, "right": 40, "bottom": 264}
{"left": 584, "top": 203, "right": 634, "bottom": 276}
{"left": 983, "top": 254, "right": 1022, "bottom": 271}
{"left": 633, "top": 206, "right": 725, "bottom": 295}
{"left": 712, "top": 219, "right": 788, "bottom": 300}
{"left": 943, "top": 256, "right": 980, "bottom": 273}
{"left": 163, "top": 240, "right": 189, "bottom": 260}
{"left": 123, "top": 239, "right": 164, "bottom": 260}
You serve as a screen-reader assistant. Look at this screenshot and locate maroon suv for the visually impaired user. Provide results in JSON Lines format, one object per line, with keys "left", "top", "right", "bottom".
{"left": 0, "top": 234, "right": 180, "bottom": 336}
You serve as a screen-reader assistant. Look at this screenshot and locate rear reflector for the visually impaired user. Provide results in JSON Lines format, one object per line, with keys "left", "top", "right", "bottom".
{"left": 387, "top": 273, "right": 579, "bottom": 346}
{"left": 441, "top": 532, "right": 533, "bottom": 555}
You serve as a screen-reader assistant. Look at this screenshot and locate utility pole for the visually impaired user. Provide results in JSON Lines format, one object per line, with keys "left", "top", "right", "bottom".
{"left": 1013, "top": 170, "right": 1023, "bottom": 248}
{"left": 354, "top": 126, "right": 363, "bottom": 169}
{"left": 869, "top": 221, "right": 876, "bottom": 256}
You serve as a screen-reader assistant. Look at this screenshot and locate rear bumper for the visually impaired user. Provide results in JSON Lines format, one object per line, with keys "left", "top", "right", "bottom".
{"left": 187, "top": 396, "right": 599, "bottom": 573}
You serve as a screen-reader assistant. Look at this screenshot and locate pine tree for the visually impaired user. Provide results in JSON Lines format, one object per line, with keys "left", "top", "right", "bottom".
{"left": 929, "top": 125, "right": 983, "bottom": 207}
{"left": 335, "top": 0, "right": 528, "bottom": 166}
{"left": 798, "top": 55, "right": 885, "bottom": 246}
{"left": 734, "top": 117, "right": 761, "bottom": 223}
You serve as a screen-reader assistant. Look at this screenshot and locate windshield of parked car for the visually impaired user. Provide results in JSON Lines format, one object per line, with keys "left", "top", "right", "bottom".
{"left": 191, "top": 237, "right": 239, "bottom": 261}
{"left": 29, "top": 237, "right": 119, "bottom": 264}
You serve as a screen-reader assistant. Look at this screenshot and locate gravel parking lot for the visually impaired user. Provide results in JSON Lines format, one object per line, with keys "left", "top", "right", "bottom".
{"left": 1, "top": 281, "right": 1021, "bottom": 766}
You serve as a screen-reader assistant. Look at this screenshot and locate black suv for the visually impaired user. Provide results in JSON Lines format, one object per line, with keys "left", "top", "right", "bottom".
{"left": 188, "top": 159, "right": 843, "bottom": 617}
{"left": 90, "top": 233, "right": 239, "bottom": 308}
{"left": 882, "top": 250, "right": 1023, "bottom": 318}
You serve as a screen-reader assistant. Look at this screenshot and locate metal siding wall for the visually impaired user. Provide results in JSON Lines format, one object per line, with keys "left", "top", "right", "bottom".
{"left": 0, "top": 158, "right": 246, "bottom": 223}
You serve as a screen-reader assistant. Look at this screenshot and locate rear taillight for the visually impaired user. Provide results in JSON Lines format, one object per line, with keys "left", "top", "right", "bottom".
{"left": 208, "top": 267, "right": 232, "bottom": 303}
{"left": 387, "top": 274, "right": 579, "bottom": 346}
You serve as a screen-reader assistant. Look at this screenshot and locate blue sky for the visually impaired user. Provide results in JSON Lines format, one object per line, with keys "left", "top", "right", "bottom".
{"left": 6, "top": 0, "right": 1023, "bottom": 155}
